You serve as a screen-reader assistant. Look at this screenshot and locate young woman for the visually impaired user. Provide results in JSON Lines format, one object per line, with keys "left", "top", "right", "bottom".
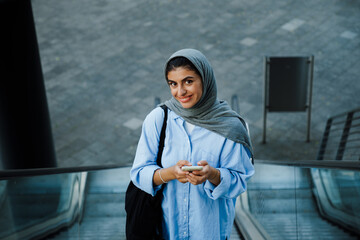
{"left": 130, "top": 49, "right": 254, "bottom": 240}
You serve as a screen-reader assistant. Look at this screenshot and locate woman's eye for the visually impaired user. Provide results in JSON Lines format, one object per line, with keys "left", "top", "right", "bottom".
{"left": 169, "top": 82, "right": 176, "bottom": 87}
{"left": 185, "top": 80, "right": 193, "bottom": 84}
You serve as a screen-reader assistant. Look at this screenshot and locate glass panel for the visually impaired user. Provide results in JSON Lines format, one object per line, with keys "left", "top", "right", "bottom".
{"left": 0, "top": 167, "right": 131, "bottom": 240}
{"left": 238, "top": 163, "right": 360, "bottom": 239}
{"left": 313, "top": 168, "right": 360, "bottom": 232}
{"left": 320, "top": 169, "right": 360, "bottom": 214}
{"left": 245, "top": 163, "right": 302, "bottom": 239}
{"left": 0, "top": 173, "right": 82, "bottom": 240}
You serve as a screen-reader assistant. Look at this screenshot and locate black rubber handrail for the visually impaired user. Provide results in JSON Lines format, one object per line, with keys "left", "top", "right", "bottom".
{"left": 256, "top": 159, "right": 360, "bottom": 171}
{"left": 2, "top": 159, "right": 359, "bottom": 181}
{"left": 0, "top": 163, "right": 130, "bottom": 180}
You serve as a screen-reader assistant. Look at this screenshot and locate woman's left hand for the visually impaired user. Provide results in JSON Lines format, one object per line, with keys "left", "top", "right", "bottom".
{"left": 186, "top": 160, "right": 220, "bottom": 186}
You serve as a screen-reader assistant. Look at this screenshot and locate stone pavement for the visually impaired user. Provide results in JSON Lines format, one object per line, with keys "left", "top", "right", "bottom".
{"left": 31, "top": 0, "right": 360, "bottom": 168}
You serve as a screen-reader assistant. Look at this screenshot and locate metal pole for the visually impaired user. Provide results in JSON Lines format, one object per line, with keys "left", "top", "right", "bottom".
{"left": 336, "top": 112, "right": 354, "bottom": 160}
{"left": 306, "top": 55, "right": 314, "bottom": 142}
{"left": 262, "top": 57, "right": 269, "bottom": 144}
{"left": 317, "top": 118, "right": 332, "bottom": 160}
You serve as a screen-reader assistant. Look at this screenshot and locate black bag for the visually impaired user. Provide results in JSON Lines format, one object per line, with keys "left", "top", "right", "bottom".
{"left": 125, "top": 105, "right": 168, "bottom": 240}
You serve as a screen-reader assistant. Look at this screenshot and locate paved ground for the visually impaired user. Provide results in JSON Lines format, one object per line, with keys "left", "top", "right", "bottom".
{"left": 31, "top": 0, "right": 360, "bottom": 168}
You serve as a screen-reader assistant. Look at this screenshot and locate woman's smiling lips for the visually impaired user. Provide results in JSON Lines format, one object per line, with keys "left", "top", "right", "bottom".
{"left": 178, "top": 95, "right": 192, "bottom": 103}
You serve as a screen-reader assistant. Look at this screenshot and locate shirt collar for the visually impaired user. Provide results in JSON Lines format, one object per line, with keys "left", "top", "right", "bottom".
{"left": 169, "top": 110, "right": 184, "bottom": 122}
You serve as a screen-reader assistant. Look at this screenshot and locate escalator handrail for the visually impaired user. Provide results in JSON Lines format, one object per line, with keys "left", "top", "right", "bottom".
{"left": 0, "top": 164, "right": 130, "bottom": 180}
{"left": 2, "top": 159, "right": 358, "bottom": 179}
{"left": 256, "top": 159, "right": 360, "bottom": 170}
{"left": 3, "top": 159, "right": 357, "bottom": 238}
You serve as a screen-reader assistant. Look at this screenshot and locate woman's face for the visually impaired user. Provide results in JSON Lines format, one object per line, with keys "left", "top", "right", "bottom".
{"left": 167, "top": 67, "right": 203, "bottom": 109}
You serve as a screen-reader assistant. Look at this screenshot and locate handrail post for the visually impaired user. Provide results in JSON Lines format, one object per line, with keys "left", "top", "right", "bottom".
{"left": 335, "top": 112, "right": 354, "bottom": 160}
{"left": 262, "top": 57, "right": 269, "bottom": 144}
{"left": 317, "top": 118, "right": 333, "bottom": 160}
{"left": 306, "top": 55, "right": 314, "bottom": 142}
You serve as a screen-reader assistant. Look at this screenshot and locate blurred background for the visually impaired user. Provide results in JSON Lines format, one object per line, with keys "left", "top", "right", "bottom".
{"left": 29, "top": 0, "right": 359, "bottom": 168}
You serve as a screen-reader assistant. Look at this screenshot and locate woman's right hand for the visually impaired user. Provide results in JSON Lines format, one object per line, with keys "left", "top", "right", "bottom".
{"left": 154, "top": 160, "right": 191, "bottom": 185}
{"left": 171, "top": 160, "right": 191, "bottom": 183}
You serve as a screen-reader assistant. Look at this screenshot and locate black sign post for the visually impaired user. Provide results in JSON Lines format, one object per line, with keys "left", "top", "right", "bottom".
{"left": 263, "top": 56, "right": 314, "bottom": 143}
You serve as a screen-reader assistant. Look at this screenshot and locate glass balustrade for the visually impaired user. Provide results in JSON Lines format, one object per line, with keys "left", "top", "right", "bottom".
{"left": 312, "top": 168, "right": 360, "bottom": 233}
{"left": 0, "top": 167, "right": 130, "bottom": 240}
{"left": 0, "top": 173, "right": 85, "bottom": 239}
{"left": 236, "top": 163, "right": 360, "bottom": 240}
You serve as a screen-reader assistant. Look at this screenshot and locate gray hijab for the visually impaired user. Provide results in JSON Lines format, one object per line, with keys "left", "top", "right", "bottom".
{"left": 163, "top": 49, "right": 254, "bottom": 158}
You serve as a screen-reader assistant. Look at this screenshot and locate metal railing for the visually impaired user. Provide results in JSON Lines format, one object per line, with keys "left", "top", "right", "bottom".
{"left": 317, "top": 107, "right": 360, "bottom": 160}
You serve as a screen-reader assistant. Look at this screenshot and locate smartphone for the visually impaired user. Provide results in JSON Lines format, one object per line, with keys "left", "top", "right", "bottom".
{"left": 181, "top": 166, "right": 203, "bottom": 171}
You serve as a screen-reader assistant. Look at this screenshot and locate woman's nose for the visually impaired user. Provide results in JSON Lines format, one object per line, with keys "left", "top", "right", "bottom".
{"left": 178, "top": 86, "right": 186, "bottom": 96}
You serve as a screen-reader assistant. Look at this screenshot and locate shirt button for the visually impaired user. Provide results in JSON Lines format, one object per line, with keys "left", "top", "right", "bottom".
{"left": 184, "top": 198, "right": 186, "bottom": 202}
{"left": 184, "top": 232, "right": 186, "bottom": 235}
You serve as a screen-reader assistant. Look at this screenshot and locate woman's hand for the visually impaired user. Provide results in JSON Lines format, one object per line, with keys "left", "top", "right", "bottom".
{"left": 153, "top": 160, "right": 191, "bottom": 185}
{"left": 171, "top": 160, "right": 192, "bottom": 183}
{"left": 186, "top": 160, "right": 221, "bottom": 186}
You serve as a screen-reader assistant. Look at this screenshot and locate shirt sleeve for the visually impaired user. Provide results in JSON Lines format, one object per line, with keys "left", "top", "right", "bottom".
{"left": 204, "top": 142, "right": 254, "bottom": 200}
{"left": 130, "top": 107, "right": 165, "bottom": 196}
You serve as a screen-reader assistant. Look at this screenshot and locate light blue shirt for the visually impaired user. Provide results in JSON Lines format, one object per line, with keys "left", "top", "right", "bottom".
{"left": 131, "top": 107, "right": 255, "bottom": 240}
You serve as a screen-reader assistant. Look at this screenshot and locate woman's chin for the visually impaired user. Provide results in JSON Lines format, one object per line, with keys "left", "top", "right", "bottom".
{"left": 180, "top": 102, "right": 195, "bottom": 108}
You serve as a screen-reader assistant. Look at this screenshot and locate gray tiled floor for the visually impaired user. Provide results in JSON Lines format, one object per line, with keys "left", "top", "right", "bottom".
{"left": 31, "top": 0, "right": 360, "bottom": 167}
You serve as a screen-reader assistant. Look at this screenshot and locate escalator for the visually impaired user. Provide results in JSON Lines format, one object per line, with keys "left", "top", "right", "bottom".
{"left": 47, "top": 168, "right": 129, "bottom": 239}
{"left": 0, "top": 160, "right": 359, "bottom": 240}
{"left": 236, "top": 160, "right": 360, "bottom": 240}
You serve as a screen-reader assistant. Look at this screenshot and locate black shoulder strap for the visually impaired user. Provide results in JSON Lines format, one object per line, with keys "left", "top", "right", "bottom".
{"left": 156, "top": 105, "right": 168, "bottom": 168}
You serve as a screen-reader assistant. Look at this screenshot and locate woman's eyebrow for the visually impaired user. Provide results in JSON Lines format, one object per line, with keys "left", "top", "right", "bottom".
{"left": 167, "top": 76, "right": 194, "bottom": 82}
{"left": 181, "top": 76, "right": 195, "bottom": 81}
